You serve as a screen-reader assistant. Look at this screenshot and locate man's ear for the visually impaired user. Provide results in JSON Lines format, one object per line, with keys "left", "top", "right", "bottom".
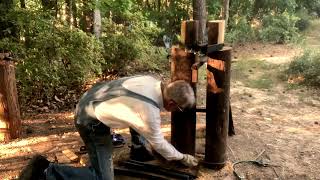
{"left": 167, "top": 100, "right": 176, "bottom": 108}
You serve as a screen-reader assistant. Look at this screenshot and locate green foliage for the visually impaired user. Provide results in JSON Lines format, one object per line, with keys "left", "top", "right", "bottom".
{"left": 0, "top": 38, "right": 25, "bottom": 57}
{"left": 2, "top": 0, "right": 318, "bottom": 110}
{"left": 253, "top": 0, "right": 297, "bottom": 17}
{"left": 100, "top": 13, "right": 163, "bottom": 71}
{"left": 296, "top": 0, "right": 320, "bottom": 16}
{"left": 229, "top": 0, "right": 254, "bottom": 19}
{"left": 295, "top": 9, "right": 311, "bottom": 32}
{"left": 13, "top": 10, "right": 104, "bottom": 104}
{"left": 139, "top": 0, "right": 191, "bottom": 39}
{"left": 259, "top": 12, "right": 300, "bottom": 43}
{"left": 207, "top": 1, "right": 221, "bottom": 19}
{"left": 286, "top": 50, "right": 320, "bottom": 87}
{"left": 226, "top": 17, "right": 257, "bottom": 44}
{"left": 227, "top": 0, "right": 312, "bottom": 44}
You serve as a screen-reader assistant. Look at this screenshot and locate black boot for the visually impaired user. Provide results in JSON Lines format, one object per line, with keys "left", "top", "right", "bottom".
{"left": 130, "top": 145, "right": 155, "bottom": 162}
{"left": 19, "top": 155, "right": 50, "bottom": 180}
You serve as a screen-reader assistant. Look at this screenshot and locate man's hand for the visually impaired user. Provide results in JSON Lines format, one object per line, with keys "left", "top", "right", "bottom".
{"left": 180, "top": 154, "right": 198, "bottom": 167}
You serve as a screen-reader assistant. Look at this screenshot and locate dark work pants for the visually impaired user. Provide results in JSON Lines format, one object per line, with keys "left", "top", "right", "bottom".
{"left": 45, "top": 119, "right": 114, "bottom": 180}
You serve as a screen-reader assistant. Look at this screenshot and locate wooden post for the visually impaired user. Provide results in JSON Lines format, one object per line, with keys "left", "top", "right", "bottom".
{"left": 204, "top": 47, "right": 232, "bottom": 169}
{"left": 0, "top": 58, "right": 21, "bottom": 142}
{"left": 203, "top": 20, "right": 232, "bottom": 169}
{"left": 170, "top": 47, "right": 196, "bottom": 155}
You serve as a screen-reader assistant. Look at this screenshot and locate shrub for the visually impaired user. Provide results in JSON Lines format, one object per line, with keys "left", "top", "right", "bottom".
{"left": 286, "top": 50, "right": 320, "bottom": 87}
{"left": 226, "top": 17, "right": 257, "bottom": 44}
{"left": 295, "top": 9, "right": 311, "bottom": 31}
{"left": 100, "top": 13, "right": 163, "bottom": 72}
{"left": 16, "top": 26, "right": 104, "bottom": 106}
{"left": 259, "top": 11, "right": 300, "bottom": 43}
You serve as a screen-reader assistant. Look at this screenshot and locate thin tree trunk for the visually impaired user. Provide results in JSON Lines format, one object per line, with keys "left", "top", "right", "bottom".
{"left": 145, "top": 0, "right": 151, "bottom": 9}
{"left": 81, "top": 0, "right": 93, "bottom": 33}
{"left": 66, "top": 0, "right": 73, "bottom": 27}
{"left": 222, "top": 0, "right": 230, "bottom": 28}
{"left": 93, "top": 9, "right": 101, "bottom": 38}
{"left": 157, "top": 0, "right": 161, "bottom": 12}
{"left": 20, "top": 0, "right": 26, "bottom": 8}
{"left": 72, "top": 0, "right": 78, "bottom": 27}
{"left": 193, "top": 0, "right": 208, "bottom": 47}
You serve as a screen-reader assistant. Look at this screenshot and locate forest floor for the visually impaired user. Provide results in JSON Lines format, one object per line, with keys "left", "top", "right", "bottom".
{"left": 1, "top": 21, "right": 320, "bottom": 180}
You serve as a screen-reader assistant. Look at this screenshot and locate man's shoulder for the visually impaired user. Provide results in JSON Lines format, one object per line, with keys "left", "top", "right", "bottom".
{"left": 126, "top": 75, "right": 160, "bottom": 83}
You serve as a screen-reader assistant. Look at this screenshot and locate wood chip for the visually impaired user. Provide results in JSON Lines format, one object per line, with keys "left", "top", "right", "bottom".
{"left": 62, "top": 149, "right": 79, "bottom": 162}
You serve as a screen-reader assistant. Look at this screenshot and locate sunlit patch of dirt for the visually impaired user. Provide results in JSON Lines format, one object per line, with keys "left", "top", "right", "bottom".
{"left": 232, "top": 43, "right": 302, "bottom": 64}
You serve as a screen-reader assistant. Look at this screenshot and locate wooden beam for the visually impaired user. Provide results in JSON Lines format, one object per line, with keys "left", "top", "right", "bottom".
{"left": 181, "top": 20, "right": 198, "bottom": 48}
{"left": 207, "top": 20, "right": 225, "bottom": 45}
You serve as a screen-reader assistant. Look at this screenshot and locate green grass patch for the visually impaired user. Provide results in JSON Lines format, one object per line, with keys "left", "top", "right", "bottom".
{"left": 304, "top": 19, "right": 320, "bottom": 36}
{"left": 286, "top": 49, "right": 320, "bottom": 87}
{"left": 232, "top": 59, "right": 283, "bottom": 89}
{"left": 245, "top": 74, "right": 274, "bottom": 89}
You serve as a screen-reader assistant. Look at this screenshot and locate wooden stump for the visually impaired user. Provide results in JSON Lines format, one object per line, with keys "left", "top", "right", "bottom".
{"left": 204, "top": 47, "right": 232, "bottom": 169}
{"left": 170, "top": 47, "right": 197, "bottom": 155}
{"left": 0, "top": 59, "right": 21, "bottom": 142}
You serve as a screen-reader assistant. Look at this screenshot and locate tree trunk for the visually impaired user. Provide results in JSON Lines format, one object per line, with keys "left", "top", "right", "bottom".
{"left": 93, "top": 0, "right": 101, "bottom": 38}
{"left": 0, "top": 59, "right": 21, "bottom": 142}
{"left": 145, "top": 0, "right": 151, "bottom": 9}
{"left": 20, "top": 0, "right": 26, "bottom": 8}
{"left": 157, "top": 0, "right": 161, "bottom": 12}
{"left": 170, "top": 47, "right": 196, "bottom": 155}
{"left": 222, "top": 0, "right": 230, "bottom": 28}
{"left": 72, "top": 0, "right": 78, "bottom": 27}
{"left": 193, "top": 0, "right": 208, "bottom": 47}
{"left": 80, "top": 0, "right": 93, "bottom": 33}
{"left": 66, "top": 0, "right": 73, "bottom": 27}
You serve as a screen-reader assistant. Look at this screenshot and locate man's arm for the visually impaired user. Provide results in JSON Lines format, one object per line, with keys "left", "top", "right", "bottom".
{"left": 136, "top": 108, "right": 183, "bottom": 161}
{"left": 140, "top": 111, "right": 198, "bottom": 167}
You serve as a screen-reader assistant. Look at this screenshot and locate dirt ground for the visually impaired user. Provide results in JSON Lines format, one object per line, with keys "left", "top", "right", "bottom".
{"left": 1, "top": 21, "right": 320, "bottom": 179}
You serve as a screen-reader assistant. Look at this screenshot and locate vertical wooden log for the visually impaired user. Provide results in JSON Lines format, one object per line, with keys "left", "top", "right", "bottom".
{"left": 0, "top": 60, "right": 21, "bottom": 142}
{"left": 170, "top": 47, "right": 196, "bottom": 155}
{"left": 204, "top": 47, "right": 231, "bottom": 169}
